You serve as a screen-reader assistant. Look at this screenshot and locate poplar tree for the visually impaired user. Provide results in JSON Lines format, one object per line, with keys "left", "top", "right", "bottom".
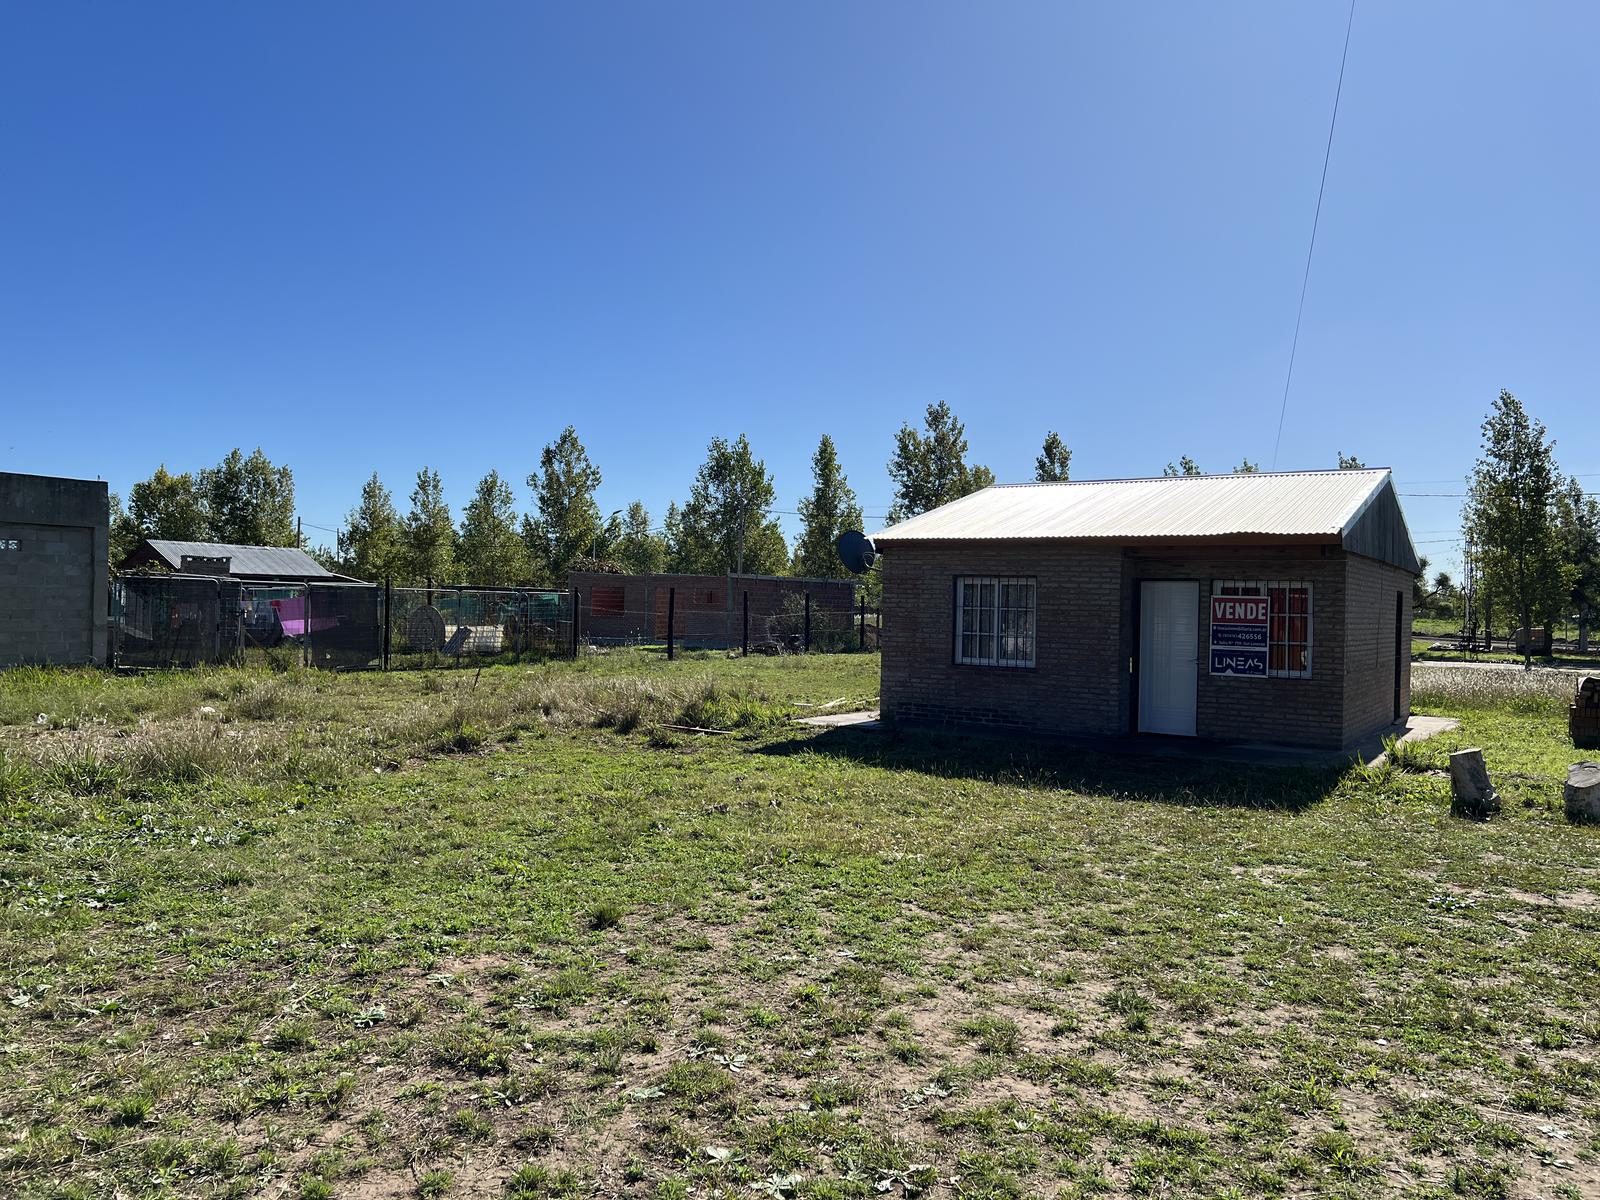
{"left": 1556, "top": 477, "right": 1600, "bottom": 652}
{"left": 674, "top": 435, "right": 787, "bottom": 575}
{"left": 886, "top": 402, "right": 994, "bottom": 521}
{"left": 458, "top": 470, "right": 530, "bottom": 586}
{"left": 1163, "top": 456, "right": 1202, "bottom": 477}
{"left": 1465, "top": 390, "right": 1572, "bottom": 667}
{"left": 337, "top": 473, "right": 404, "bottom": 581}
{"left": 793, "top": 435, "right": 864, "bottom": 577}
{"left": 615, "top": 501, "right": 667, "bottom": 575}
{"left": 403, "top": 467, "right": 456, "bottom": 585}
{"left": 525, "top": 426, "right": 603, "bottom": 583}
{"left": 1034, "top": 431, "right": 1072, "bottom": 482}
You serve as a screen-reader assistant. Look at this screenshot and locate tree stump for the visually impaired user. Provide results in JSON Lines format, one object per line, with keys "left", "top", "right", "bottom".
{"left": 1565, "top": 762, "right": 1600, "bottom": 824}
{"left": 1448, "top": 748, "right": 1502, "bottom": 820}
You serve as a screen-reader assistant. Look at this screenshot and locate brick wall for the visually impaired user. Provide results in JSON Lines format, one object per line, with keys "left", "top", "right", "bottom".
{"left": 880, "top": 543, "right": 1126, "bottom": 735}
{"left": 569, "top": 572, "right": 856, "bottom": 649}
{"left": 0, "top": 472, "right": 109, "bottom": 667}
{"left": 881, "top": 540, "right": 1409, "bottom": 750}
{"left": 1121, "top": 547, "right": 1348, "bottom": 748}
{"left": 1342, "top": 555, "right": 1413, "bottom": 743}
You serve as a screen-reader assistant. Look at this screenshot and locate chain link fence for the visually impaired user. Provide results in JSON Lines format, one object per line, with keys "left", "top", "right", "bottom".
{"left": 111, "top": 574, "right": 574, "bottom": 671}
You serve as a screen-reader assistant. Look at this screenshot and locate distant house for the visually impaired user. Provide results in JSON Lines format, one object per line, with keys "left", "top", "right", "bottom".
{"left": 872, "top": 469, "right": 1419, "bottom": 750}
{"left": 119, "top": 539, "right": 362, "bottom": 584}
{"left": 568, "top": 570, "right": 857, "bottom": 649}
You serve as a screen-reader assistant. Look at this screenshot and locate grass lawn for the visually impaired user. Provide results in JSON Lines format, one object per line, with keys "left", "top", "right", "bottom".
{"left": 3, "top": 652, "right": 1598, "bottom": 1200}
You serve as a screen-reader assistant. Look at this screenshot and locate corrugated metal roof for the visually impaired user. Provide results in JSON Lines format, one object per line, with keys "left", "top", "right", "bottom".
{"left": 872, "top": 469, "right": 1399, "bottom": 544}
{"left": 141, "top": 540, "right": 342, "bottom": 578}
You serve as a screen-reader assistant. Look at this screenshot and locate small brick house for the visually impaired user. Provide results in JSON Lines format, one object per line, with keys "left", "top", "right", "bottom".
{"left": 569, "top": 571, "right": 857, "bottom": 649}
{"left": 874, "top": 469, "right": 1419, "bottom": 750}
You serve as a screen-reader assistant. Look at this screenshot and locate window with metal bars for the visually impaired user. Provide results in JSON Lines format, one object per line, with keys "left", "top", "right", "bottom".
{"left": 953, "top": 576, "right": 1036, "bottom": 667}
{"left": 1215, "top": 579, "right": 1312, "bottom": 677}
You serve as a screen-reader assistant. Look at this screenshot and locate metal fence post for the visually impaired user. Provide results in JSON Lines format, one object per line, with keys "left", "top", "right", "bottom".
{"left": 667, "top": 587, "right": 676, "bottom": 661}
{"left": 742, "top": 590, "right": 749, "bottom": 657}
{"left": 859, "top": 591, "right": 866, "bottom": 651}
{"left": 303, "top": 585, "right": 311, "bottom": 668}
{"left": 803, "top": 590, "right": 811, "bottom": 654}
{"left": 383, "top": 576, "right": 392, "bottom": 671}
{"left": 570, "top": 590, "right": 580, "bottom": 659}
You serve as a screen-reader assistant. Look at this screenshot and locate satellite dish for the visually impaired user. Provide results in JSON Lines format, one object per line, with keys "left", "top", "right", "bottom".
{"left": 835, "top": 530, "right": 877, "bottom": 575}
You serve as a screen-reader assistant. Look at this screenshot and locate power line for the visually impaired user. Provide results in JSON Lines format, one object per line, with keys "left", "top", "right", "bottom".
{"left": 1271, "top": 0, "right": 1356, "bottom": 470}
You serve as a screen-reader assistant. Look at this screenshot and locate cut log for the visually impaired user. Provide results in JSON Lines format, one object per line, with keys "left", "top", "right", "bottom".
{"left": 1565, "top": 762, "right": 1600, "bottom": 824}
{"left": 405, "top": 605, "right": 446, "bottom": 652}
{"left": 1448, "top": 748, "right": 1502, "bottom": 820}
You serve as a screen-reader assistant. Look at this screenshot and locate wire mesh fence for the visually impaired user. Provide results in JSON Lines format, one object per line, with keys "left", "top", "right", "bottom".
{"left": 111, "top": 574, "right": 574, "bottom": 672}
{"left": 387, "top": 586, "right": 569, "bottom": 669}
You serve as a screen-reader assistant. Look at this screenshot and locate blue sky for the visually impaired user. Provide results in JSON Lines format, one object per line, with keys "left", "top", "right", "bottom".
{"left": 3, "top": 3, "right": 1596, "bottom": 576}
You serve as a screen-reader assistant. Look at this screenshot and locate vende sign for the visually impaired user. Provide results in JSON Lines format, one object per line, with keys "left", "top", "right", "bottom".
{"left": 1210, "top": 592, "right": 1269, "bottom": 675}
{"left": 1211, "top": 596, "right": 1268, "bottom": 625}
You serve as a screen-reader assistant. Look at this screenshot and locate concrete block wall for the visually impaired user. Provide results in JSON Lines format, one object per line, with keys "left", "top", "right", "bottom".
{"left": 0, "top": 472, "right": 109, "bottom": 667}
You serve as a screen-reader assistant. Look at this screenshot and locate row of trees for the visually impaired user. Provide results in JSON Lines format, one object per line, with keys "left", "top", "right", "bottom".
{"left": 112, "top": 405, "right": 1418, "bottom": 591}
{"left": 324, "top": 427, "right": 868, "bottom": 587}
{"left": 1463, "top": 390, "right": 1600, "bottom": 658}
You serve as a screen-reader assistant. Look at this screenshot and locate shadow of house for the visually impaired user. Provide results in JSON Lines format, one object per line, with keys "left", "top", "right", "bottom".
{"left": 757, "top": 724, "right": 1349, "bottom": 813}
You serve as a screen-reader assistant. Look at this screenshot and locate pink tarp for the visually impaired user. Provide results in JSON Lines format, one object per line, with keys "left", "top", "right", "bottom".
{"left": 270, "top": 597, "right": 341, "bottom": 637}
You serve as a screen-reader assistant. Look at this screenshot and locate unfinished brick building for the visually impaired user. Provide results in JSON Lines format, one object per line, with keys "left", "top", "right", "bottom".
{"left": 567, "top": 571, "right": 857, "bottom": 650}
{"left": 873, "top": 469, "right": 1419, "bottom": 750}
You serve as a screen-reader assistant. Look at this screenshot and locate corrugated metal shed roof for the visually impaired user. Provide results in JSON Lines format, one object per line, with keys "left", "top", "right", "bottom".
{"left": 140, "top": 540, "right": 342, "bottom": 578}
{"left": 872, "top": 469, "right": 1409, "bottom": 552}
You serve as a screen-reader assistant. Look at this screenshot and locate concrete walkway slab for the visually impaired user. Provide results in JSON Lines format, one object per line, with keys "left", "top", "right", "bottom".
{"left": 795, "top": 709, "right": 880, "bottom": 730}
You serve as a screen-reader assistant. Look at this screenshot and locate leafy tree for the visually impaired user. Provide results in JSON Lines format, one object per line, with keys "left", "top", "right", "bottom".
{"left": 887, "top": 402, "right": 994, "bottom": 521}
{"left": 1162, "top": 457, "right": 1202, "bottom": 477}
{"left": 403, "top": 467, "right": 456, "bottom": 585}
{"left": 336, "top": 473, "right": 405, "bottom": 582}
{"left": 1464, "top": 390, "right": 1572, "bottom": 667}
{"left": 1556, "top": 477, "right": 1600, "bottom": 651}
{"left": 525, "top": 426, "right": 603, "bottom": 583}
{"left": 1337, "top": 451, "right": 1366, "bottom": 469}
{"left": 673, "top": 435, "right": 787, "bottom": 575}
{"left": 124, "top": 465, "right": 209, "bottom": 544}
{"left": 457, "top": 470, "right": 530, "bottom": 587}
{"left": 1413, "top": 554, "right": 1433, "bottom": 613}
{"left": 108, "top": 492, "right": 137, "bottom": 566}
{"left": 1034, "top": 431, "right": 1072, "bottom": 482}
{"left": 615, "top": 501, "right": 667, "bottom": 575}
{"left": 201, "top": 448, "right": 296, "bottom": 545}
{"left": 793, "top": 435, "right": 864, "bottom": 578}
{"left": 1233, "top": 459, "right": 1261, "bottom": 474}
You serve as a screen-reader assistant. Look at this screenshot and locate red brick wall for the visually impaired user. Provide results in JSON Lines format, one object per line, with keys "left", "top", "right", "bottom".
{"left": 881, "top": 541, "right": 1411, "bottom": 749}
{"left": 568, "top": 572, "right": 856, "bottom": 648}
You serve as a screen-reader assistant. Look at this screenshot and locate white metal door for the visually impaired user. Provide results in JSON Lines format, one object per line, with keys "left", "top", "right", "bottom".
{"left": 1138, "top": 581, "right": 1199, "bottom": 736}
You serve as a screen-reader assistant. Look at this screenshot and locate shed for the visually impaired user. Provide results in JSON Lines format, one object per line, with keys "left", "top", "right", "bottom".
{"left": 119, "top": 540, "right": 362, "bottom": 584}
{"left": 872, "top": 469, "right": 1419, "bottom": 750}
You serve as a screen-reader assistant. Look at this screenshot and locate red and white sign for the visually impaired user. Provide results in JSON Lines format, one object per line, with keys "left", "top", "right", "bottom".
{"left": 1210, "top": 596, "right": 1268, "bottom": 625}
